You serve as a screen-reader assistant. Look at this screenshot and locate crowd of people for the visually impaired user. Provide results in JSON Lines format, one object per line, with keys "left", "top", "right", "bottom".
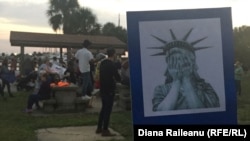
{"left": 2, "top": 38, "right": 250, "bottom": 137}
{"left": 74, "top": 40, "right": 128, "bottom": 136}
{"left": 0, "top": 39, "right": 130, "bottom": 137}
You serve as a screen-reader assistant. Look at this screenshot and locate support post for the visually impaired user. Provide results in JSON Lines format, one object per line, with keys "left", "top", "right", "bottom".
{"left": 20, "top": 45, "right": 24, "bottom": 75}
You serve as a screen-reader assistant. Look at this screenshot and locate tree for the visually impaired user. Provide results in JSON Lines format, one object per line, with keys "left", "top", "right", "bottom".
{"left": 102, "top": 22, "right": 116, "bottom": 35}
{"left": 115, "top": 26, "right": 127, "bottom": 44}
{"left": 102, "top": 22, "right": 127, "bottom": 43}
{"left": 233, "top": 26, "right": 250, "bottom": 67}
{"left": 46, "top": 0, "right": 80, "bottom": 34}
{"left": 68, "top": 7, "right": 101, "bottom": 35}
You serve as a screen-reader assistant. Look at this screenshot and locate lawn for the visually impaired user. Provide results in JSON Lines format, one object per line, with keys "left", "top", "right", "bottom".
{"left": 0, "top": 89, "right": 133, "bottom": 141}
{"left": 0, "top": 76, "right": 249, "bottom": 141}
{"left": 237, "top": 75, "right": 250, "bottom": 124}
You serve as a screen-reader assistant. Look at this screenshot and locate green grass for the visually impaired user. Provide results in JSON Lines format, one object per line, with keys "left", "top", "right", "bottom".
{"left": 0, "top": 76, "right": 250, "bottom": 141}
{"left": 237, "top": 75, "right": 250, "bottom": 124}
{"left": 0, "top": 91, "right": 133, "bottom": 141}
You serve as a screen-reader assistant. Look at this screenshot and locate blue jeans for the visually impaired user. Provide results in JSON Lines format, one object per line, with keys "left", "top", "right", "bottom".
{"left": 81, "top": 72, "right": 93, "bottom": 97}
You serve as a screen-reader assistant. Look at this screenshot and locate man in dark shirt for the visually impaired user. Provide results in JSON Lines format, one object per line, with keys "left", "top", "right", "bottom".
{"left": 96, "top": 48, "right": 121, "bottom": 136}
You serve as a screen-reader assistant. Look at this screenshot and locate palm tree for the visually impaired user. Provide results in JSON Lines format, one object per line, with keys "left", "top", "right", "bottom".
{"left": 46, "top": 0, "right": 80, "bottom": 34}
{"left": 47, "top": 0, "right": 80, "bottom": 60}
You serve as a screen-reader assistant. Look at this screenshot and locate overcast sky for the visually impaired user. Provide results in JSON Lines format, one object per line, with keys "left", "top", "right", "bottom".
{"left": 1, "top": 0, "right": 250, "bottom": 54}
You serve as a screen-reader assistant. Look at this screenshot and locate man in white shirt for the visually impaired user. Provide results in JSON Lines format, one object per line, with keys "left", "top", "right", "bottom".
{"left": 75, "top": 39, "right": 94, "bottom": 100}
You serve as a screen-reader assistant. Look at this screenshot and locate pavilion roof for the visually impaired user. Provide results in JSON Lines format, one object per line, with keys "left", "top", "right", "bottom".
{"left": 10, "top": 31, "right": 127, "bottom": 54}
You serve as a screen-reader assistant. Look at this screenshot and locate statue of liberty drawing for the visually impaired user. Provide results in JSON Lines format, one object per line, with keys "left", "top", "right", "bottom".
{"left": 150, "top": 28, "right": 220, "bottom": 111}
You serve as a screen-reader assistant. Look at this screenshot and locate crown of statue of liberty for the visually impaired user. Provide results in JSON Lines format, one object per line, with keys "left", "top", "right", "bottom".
{"left": 149, "top": 28, "right": 211, "bottom": 56}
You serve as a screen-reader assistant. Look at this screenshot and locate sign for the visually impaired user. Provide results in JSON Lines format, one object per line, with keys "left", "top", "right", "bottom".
{"left": 127, "top": 7, "right": 236, "bottom": 125}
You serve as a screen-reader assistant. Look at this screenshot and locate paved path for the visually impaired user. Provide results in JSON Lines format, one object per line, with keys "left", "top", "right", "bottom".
{"left": 36, "top": 126, "right": 124, "bottom": 141}
{"left": 35, "top": 96, "right": 125, "bottom": 141}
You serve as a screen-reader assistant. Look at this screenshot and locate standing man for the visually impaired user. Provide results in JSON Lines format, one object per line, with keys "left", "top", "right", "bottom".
{"left": 96, "top": 48, "right": 121, "bottom": 136}
{"left": 75, "top": 39, "right": 94, "bottom": 100}
{"left": 234, "top": 61, "right": 244, "bottom": 96}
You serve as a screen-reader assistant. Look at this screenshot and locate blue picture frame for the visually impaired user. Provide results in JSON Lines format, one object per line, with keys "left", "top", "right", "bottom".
{"left": 127, "top": 7, "right": 236, "bottom": 125}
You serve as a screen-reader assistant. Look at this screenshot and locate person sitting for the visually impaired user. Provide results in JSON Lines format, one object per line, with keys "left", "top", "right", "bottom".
{"left": 24, "top": 73, "right": 52, "bottom": 113}
{"left": 52, "top": 56, "right": 60, "bottom": 66}
{"left": 63, "top": 61, "right": 77, "bottom": 84}
{"left": 38, "top": 58, "right": 61, "bottom": 83}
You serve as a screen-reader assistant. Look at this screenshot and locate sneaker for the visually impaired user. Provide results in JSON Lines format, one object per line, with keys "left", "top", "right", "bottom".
{"left": 81, "top": 95, "right": 91, "bottom": 100}
{"left": 86, "top": 95, "right": 91, "bottom": 99}
{"left": 91, "top": 89, "right": 99, "bottom": 96}
{"left": 101, "top": 130, "right": 116, "bottom": 137}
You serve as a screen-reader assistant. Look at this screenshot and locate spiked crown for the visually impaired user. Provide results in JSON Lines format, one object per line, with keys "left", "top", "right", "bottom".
{"left": 148, "top": 28, "right": 211, "bottom": 56}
